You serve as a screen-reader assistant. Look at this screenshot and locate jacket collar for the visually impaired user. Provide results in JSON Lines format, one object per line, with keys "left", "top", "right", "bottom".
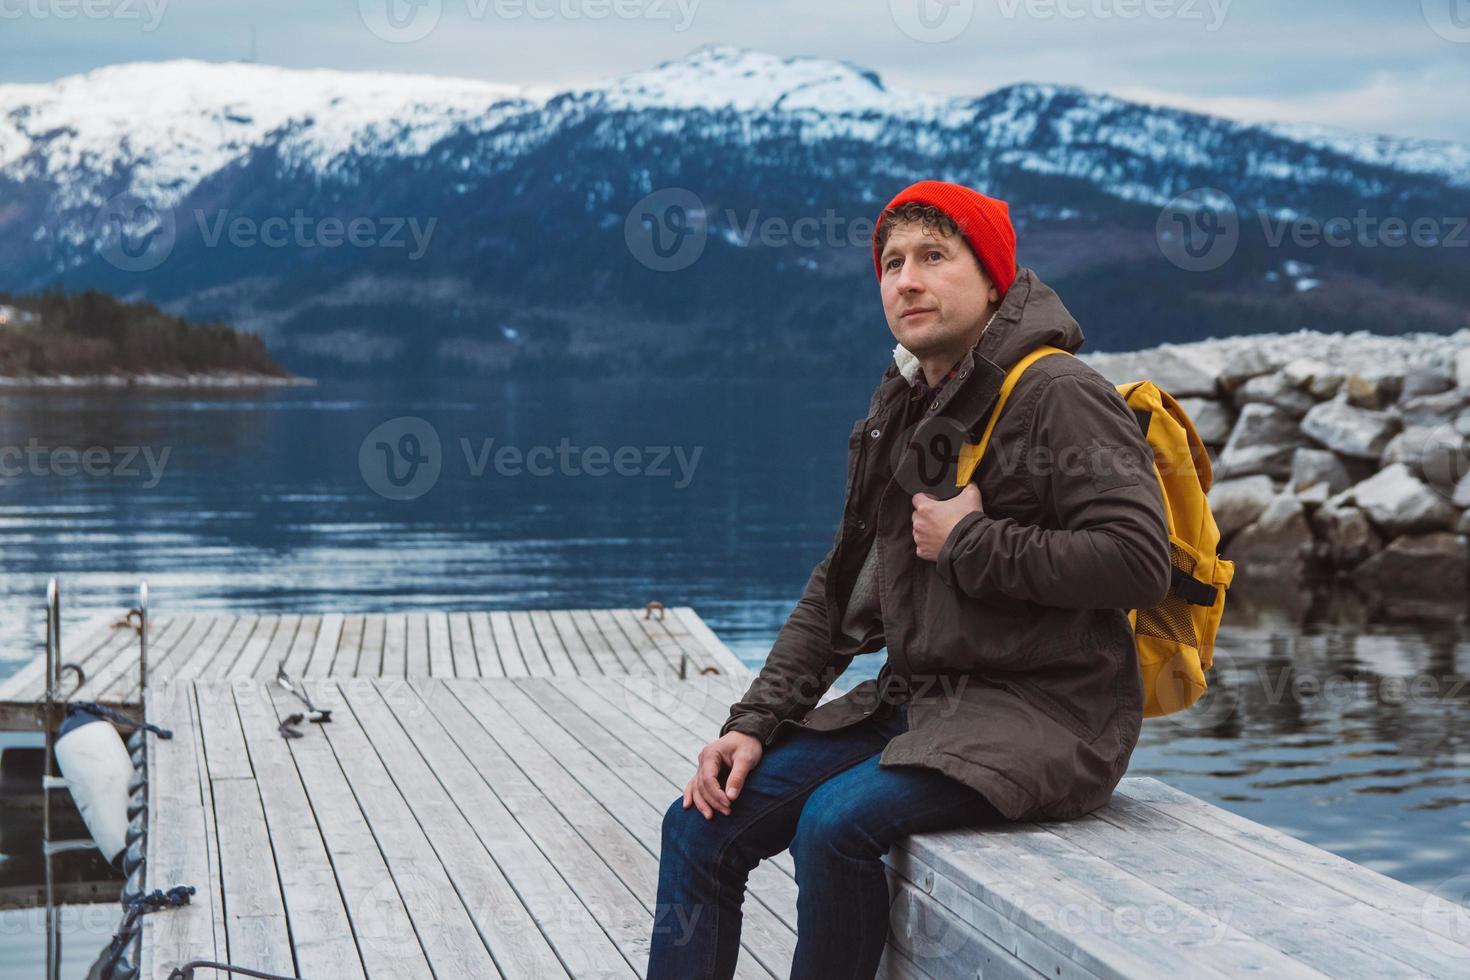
{"left": 880, "top": 267, "right": 1087, "bottom": 431}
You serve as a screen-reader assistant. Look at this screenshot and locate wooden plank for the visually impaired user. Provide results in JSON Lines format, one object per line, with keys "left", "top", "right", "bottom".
{"left": 142, "top": 615, "right": 228, "bottom": 688}
{"left": 304, "top": 612, "right": 345, "bottom": 677}
{"left": 196, "top": 677, "right": 254, "bottom": 783}
{"left": 423, "top": 617, "right": 449, "bottom": 678}
{"left": 550, "top": 611, "right": 612, "bottom": 676}
{"left": 489, "top": 612, "right": 528, "bottom": 677}
{"left": 534, "top": 675, "right": 803, "bottom": 937}
{"left": 279, "top": 614, "right": 321, "bottom": 679}
{"left": 668, "top": 606, "right": 750, "bottom": 677}
{"left": 907, "top": 820, "right": 1321, "bottom": 978}
{"left": 393, "top": 678, "right": 642, "bottom": 976}
{"left": 447, "top": 613, "right": 477, "bottom": 678}
{"left": 262, "top": 681, "right": 432, "bottom": 979}
{"left": 532, "top": 609, "right": 588, "bottom": 675}
{"left": 467, "top": 612, "right": 504, "bottom": 678}
{"left": 885, "top": 871, "right": 1055, "bottom": 980}
{"left": 301, "top": 679, "right": 504, "bottom": 978}
{"left": 1116, "top": 778, "right": 1470, "bottom": 956}
{"left": 230, "top": 679, "right": 366, "bottom": 979}
{"left": 210, "top": 778, "right": 295, "bottom": 976}
{"left": 326, "top": 677, "right": 571, "bottom": 973}
{"left": 224, "top": 614, "right": 282, "bottom": 681}
{"left": 74, "top": 615, "right": 185, "bottom": 703}
{"left": 427, "top": 611, "right": 454, "bottom": 677}
{"left": 167, "top": 614, "right": 241, "bottom": 685}
{"left": 510, "top": 611, "right": 557, "bottom": 675}
{"left": 357, "top": 613, "right": 387, "bottom": 678}
{"left": 588, "top": 610, "right": 659, "bottom": 674}
{"left": 329, "top": 614, "right": 366, "bottom": 677}
{"left": 381, "top": 613, "right": 408, "bottom": 677}
{"left": 0, "top": 608, "right": 125, "bottom": 701}
{"left": 610, "top": 609, "right": 683, "bottom": 676}
{"left": 569, "top": 610, "right": 638, "bottom": 675}
{"left": 457, "top": 678, "right": 783, "bottom": 978}
{"left": 197, "top": 614, "right": 262, "bottom": 682}
{"left": 405, "top": 612, "right": 431, "bottom": 676}
{"left": 139, "top": 681, "right": 221, "bottom": 978}
{"left": 632, "top": 608, "right": 713, "bottom": 675}
{"left": 1068, "top": 792, "right": 1455, "bottom": 977}
{"left": 255, "top": 613, "right": 303, "bottom": 679}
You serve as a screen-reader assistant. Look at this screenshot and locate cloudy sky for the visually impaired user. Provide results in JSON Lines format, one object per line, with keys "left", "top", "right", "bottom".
{"left": 2, "top": 0, "right": 1467, "bottom": 144}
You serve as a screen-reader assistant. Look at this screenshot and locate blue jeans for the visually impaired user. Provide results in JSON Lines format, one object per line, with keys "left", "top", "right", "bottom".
{"left": 648, "top": 699, "right": 1007, "bottom": 979}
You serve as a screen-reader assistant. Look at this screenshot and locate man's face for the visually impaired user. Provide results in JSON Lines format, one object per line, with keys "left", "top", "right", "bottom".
{"left": 878, "top": 221, "right": 1000, "bottom": 356}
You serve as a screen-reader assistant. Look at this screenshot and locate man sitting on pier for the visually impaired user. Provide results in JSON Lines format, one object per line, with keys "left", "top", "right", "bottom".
{"left": 648, "top": 180, "right": 1173, "bottom": 980}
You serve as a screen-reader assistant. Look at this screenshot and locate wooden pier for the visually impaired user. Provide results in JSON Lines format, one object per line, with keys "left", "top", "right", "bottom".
{"left": 0, "top": 606, "right": 743, "bottom": 731}
{"left": 5, "top": 606, "right": 1468, "bottom": 978}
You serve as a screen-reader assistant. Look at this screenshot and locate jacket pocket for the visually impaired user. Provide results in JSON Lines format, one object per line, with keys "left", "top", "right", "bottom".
{"left": 1010, "top": 678, "right": 1103, "bottom": 743}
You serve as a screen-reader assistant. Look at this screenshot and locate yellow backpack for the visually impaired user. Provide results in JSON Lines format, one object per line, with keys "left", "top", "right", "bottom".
{"left": 955, "top": 345, "right": 1235, "bottom": 718}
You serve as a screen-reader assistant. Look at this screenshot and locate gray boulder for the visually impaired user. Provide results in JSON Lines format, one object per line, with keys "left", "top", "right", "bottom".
{"left": 1080, "top": 348, "right": 1220, "bottom": 398}
{"left": 1399, "top": 388, "right": 1470, "bottom": 427}
{"left": 1301, "top": 399, "right": 1400, "bottom": 460}
{"left": 1289, "top": 448, "right": 1352, "bottom": 495}
{"left": 1176, "top": 397, "right": 1233, "bottom": 445}
{"left": 1400, "top": 366, "right": 1454, "bottom": 400}
{"left": 1350, "top": 463, "right": 1457, "bottom": 536}
{"left": 1281, "top": 357, "right": 1345, "bottom": 400}
{"left": 1208, "top": 474, "right": 1277, "bottom": 540}
{"left": 1342, "top": 371, "right": 1403, "bottom": 410}
{"left": 1234, "top": 373, "right": 1316, "bottom": 417}
{"left": 1216, "top": 345, "right": 1280, "bottom": 393}
{"left": 1227, "top": 493, "right": 1314, "bottom": 574}
{"left": 1352, "top": 532, "right": 1468, "bottom": 597}
{"left": 1309, "top": 502, "right": 1383, "bottom": 567}
{"left": 1456, "top": 348, "right": 1470, "bottom": 392}
{"left": 1218, "top": 404, "right": 1313, "bottom": 479}
{"left": 1380, "top": 425, "right": 1469, "bottom": 493}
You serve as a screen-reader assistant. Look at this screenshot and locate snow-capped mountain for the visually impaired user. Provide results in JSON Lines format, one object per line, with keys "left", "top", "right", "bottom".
{"left": 1, "top": 45, "right": 1466, "bottom": 377}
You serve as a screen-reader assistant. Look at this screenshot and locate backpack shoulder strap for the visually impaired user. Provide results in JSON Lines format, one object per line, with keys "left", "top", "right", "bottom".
{"left": 956, "top": 345, "right": 1073, "bottom": 487}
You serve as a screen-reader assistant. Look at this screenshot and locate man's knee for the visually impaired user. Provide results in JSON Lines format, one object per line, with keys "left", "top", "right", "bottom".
{"left": 661, "top": 796, "right": 722, "bottom": 863}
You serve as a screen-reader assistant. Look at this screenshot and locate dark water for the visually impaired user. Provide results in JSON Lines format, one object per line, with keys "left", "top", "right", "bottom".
{"left": 0, "top": 378, "right": 1466, "bottom": 969}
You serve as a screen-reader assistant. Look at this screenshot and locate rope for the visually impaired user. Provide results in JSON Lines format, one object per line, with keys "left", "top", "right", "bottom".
{"left": 71, "top": 700, "right": 174, "bottom": 739}
{"left": 95, "top": 886, "right": 197, "bottom": 977}
{"left": 166, "top": 961, "right": 301, "bottom": 980}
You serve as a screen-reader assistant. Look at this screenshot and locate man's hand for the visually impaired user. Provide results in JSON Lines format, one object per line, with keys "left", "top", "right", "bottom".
{"left": 683, "top": 731, "right": 764, "bottom": 819}
{"left": 912, "top": 482, "right": 984, "bottom": 561}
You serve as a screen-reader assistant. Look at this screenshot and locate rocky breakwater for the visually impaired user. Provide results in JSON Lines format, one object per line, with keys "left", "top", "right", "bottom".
{"left": 1079, "top": 329, "right": 1470, "bottom": 601}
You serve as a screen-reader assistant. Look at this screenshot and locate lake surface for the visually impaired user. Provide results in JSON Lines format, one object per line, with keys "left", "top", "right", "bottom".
{"left": 0, "top": 378, "right": 1466, "bottom": 969}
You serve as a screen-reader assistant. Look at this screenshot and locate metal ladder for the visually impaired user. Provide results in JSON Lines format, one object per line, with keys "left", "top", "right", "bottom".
{"left": 41, "top": 578, "right": 149, "bottom": 980}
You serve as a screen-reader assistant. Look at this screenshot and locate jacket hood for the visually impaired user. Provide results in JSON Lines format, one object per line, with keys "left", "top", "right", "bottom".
{"left": 890, "top": 267, "right": 1085, "bottom": 385}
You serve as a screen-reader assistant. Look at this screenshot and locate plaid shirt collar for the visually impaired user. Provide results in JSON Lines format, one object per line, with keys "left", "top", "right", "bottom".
{"left": 909, "top": 359, "right": 963, "bottom": 405}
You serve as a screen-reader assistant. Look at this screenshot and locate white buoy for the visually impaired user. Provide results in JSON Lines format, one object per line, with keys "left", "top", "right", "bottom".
{"left": 54, "top": 706, "right": 133, "bottom": 868}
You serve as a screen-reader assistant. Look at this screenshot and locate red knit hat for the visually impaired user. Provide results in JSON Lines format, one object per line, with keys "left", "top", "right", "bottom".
{"left": 873, "top": 180, "right": 1017, "bottom": 297}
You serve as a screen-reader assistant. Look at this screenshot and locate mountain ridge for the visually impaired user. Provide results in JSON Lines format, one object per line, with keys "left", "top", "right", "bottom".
{"left": 2, "top": 45, "right": 1466, "bottom": 378}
